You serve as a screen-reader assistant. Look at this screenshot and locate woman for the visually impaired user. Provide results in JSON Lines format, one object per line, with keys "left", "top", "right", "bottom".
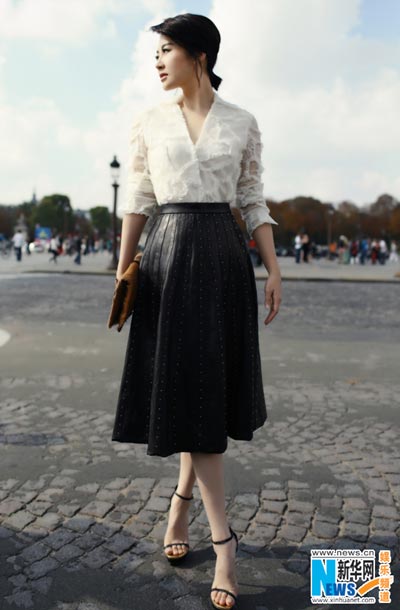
{"left": 112, "top": 13, "right": 282, "bottom": 609}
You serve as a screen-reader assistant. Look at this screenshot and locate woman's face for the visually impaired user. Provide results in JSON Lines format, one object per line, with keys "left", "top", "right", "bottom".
{"left": 155, "top": 34, "right": 202, "bottom": 90}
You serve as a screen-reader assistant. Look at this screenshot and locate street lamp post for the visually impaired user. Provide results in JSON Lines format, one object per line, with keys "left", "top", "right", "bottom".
{"left": 108, "top": 155, "right": 120, "bottom": 270}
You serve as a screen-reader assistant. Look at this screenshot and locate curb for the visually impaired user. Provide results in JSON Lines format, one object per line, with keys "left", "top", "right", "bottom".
{"left": 14, "top": 269, "right": 400, "bottom": 283}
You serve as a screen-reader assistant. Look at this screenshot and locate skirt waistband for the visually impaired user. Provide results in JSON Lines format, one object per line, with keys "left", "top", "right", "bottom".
{"left": 159, "top": 202, "right": 231, "bottom": 214}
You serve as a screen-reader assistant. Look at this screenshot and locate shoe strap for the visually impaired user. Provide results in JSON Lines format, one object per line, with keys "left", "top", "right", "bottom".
{"left": 210, "top": 587, "right": 237, "bottom": 601}
{"left": 173, "top": 484, "right": 193, "bottom": 501}
{"left": 211, "top": 526, "right": 235, "bottom": 545}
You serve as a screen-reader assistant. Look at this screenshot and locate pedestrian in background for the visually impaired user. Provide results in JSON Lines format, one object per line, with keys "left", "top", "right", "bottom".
{"left": 11, "top": 229, "right": 24, "bottom": 262}
{"left": 74, "top": 235, "right": 82, "bottom": 265}
{"left": 294, "top": 232, "right": 302, "bottom": 263}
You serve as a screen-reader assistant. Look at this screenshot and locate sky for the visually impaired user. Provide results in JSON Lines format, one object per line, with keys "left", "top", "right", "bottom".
{"left": 0, "top": 0, "right": 399, "bottom": 213}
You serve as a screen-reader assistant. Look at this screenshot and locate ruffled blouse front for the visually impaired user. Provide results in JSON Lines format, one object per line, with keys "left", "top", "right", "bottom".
{"left": 121, "top": 90, "right": 278, "bottom": 238}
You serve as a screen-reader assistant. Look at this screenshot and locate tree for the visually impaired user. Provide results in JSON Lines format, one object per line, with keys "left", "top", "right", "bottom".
{"left": 90, "top": 206, "right": 111, "bottom": 238}
{"left": 33, "top": 195, "right": 73, "bottom": 234}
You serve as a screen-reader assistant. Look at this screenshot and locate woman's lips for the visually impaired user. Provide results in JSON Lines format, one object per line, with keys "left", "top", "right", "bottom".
{"left": 160, "top": 74, "right": 168, "bottom": 80}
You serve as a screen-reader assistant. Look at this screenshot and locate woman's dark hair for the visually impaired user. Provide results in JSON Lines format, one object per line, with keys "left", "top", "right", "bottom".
{"left": 149, "top": 13, "right": 222, "bottom": 91}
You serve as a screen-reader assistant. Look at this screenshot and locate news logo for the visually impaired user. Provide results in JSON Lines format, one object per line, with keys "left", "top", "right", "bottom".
{"left": 310, "top": 549, "right": 394, "bottom": 604}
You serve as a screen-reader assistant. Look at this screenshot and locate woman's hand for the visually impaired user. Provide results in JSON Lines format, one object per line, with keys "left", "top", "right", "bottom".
{"left": 264, "top": 271, "right": 282, "bottom": 325}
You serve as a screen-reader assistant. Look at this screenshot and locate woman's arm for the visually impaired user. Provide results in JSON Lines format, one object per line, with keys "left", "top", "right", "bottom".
{"left": 115, "top": 112, "right": 157, "bottom": 281}
{"left": 115, "top": 213, "right": 148, "bottom": 281}
{"left": 235, "top": 113, "right": 282, "bottom": 325}
{"left": 253, "top": 223, "right": 282, "bottom": 326}
{"left": 253, "top": 223, "right": 280, "bottom": 275}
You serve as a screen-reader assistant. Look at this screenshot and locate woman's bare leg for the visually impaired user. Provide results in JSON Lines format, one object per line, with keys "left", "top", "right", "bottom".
{"left": 163, "top": 452, "right": 196, "bottom": 556}
{"left": 190, "top": 452, "right": 238, "bottom": 608}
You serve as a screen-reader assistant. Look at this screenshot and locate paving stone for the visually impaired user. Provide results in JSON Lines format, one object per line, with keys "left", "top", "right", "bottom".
{"left": 261, "top": 501, "right": 286, "bottom": 514}
{"left": 342, "top": 523, "right": 369, "bottom": 542}
{"left": 279, "top": 524, "right": 307, "bottom": 542}
{"left": 31, "top": 512, "right": 62, "bottom": 530}
{"left": 0, "top": 525, "right": 14, "bottom": 538}
{"left": 287, "top": 500, "right": 315, "bottom": 513}
{"left": 4, "top": 589, "right": 34, "bottom": 609}
{"left": 20, "top": 541, "right": 50, "bottom": 563}
{"left": 372, "top": 518, "right": 399, "bottom": 532}
{"left": 3, "top": 510, "right": 36, "bottom": 530}
{"left": 74, "top": 530, "right": 103, "bottom": 551}
{"left": 372, "top": 505, "right": 399, "bottom": 519}
{"left": 344, "top": 497, "right": 368, "bottom": 510}
{"left": 80, "top": 545, "right": 115, "bottom": 569}
{"left": 26, "top": 500, "right": 52, "bottom": 516}
{"left": 13, "top": 491, "right": 38, "bottom": 503}
{"left": 57, "top": 503, "right": 81, "bottom": 517}
{"left": 145, "top": 496, "right": 171, "bottom": 512}
{"left": 255, "top": 511, "right": 282, "bottom": 526}
{"left": 9, "top": 573, "right": 28, "bottom": 587}
{"left": 135, "top": 509, "right": 161, "bottom": 525}
{"left": 260, "top": 489, "right": 286, "bottom": 501}
{"left": 80, "top": 500, "right": 114, "bottom": 518}
{"left": 43, "top": 528, "right": 78, "bottom": 550}
{"left": 288, "top": 480, "right": 310, "bottom": 489}
{"left": 90, "top": 521, "right": 121, "bottom": 538}
{"left": 52, "top": 543, "right": 84, "bottom": 563}
{"left": 284, "top": 511, "right": 312, "bottom": 527}
{"left": 25, "top": 556, "right": 59, "bottom": 579}
{"left": 103, "top": 532, "right": 137, "bottom": 555}
{"left": 64, "top": 515, "right": 96, "bottom": 533}
{"left": 104, "top": 478, "right": 130, "bottom": 490}
{"left": 342, "top": 509, "right": 370, "bottom": 525}
{"left": 320, "top": 496, "right": 342, "bottom": 509}
{"left": 312, "top": 520, "right": 339, "bottom": 539}
{"left": 0, "top": 479, "right": 20, "bottom": 491}
{"left": 75, "top": 483, "right": 100, "bottom": 494}
{"left": 0, "top": 499, "right": 25, "bottom": 515}
{"left": 30, "top": 576, "right": 53, "bottom": 595}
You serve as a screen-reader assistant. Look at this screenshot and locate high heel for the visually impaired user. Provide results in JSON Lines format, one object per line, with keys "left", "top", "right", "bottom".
{"left": 163, "top": 484, "right": 193, "bottom": 563}
{"left": 210, "top": 526, "right": 239, "bottom": 609}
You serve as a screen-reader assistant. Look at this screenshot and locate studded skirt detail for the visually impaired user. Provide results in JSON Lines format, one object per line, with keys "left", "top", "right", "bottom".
{"left": 111, "top": 201, "right": 267, "bottom": 457}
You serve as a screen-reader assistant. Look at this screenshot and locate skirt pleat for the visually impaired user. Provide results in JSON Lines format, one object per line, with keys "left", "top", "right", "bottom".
{"left": 111, "top": 202, "right": 267, "bottom": 457}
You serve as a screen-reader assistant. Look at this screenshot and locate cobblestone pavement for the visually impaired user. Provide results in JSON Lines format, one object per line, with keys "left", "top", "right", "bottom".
{"left": 0, "top": 275, "right": 399, "bottom": 609}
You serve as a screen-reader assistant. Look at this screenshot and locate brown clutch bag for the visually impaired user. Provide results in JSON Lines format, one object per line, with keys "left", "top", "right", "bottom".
{"left": 107, "top": 251, "right": 143, "bottom": 332}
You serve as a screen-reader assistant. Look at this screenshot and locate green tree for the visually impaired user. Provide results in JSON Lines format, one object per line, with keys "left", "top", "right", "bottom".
{"left": 90, "top": 206, "right": 111, "bottom": 238}
{"left": 33, "top": 194, "right": 73, "bottom": 235}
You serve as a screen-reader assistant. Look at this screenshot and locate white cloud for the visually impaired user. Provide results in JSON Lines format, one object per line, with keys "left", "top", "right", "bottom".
{"left": 205, "top": 0, "right": 400, "bottom": 204}
{"left": 0, "top": 0, "right": 120, "bottom": 42}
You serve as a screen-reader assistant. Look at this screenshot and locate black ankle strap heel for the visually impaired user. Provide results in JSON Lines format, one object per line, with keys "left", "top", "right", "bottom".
{"left": 211, "top": 525, "right": 238, "bottom": 552}
{"left": 210, "top": 525, "right": 239, "bottom": 608}
{"left": 173, "top": 484, "right": 193, "bottom": 501}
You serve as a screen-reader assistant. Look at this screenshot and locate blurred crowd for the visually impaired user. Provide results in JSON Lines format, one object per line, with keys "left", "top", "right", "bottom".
{"left": 2, "top": 231, "right": 114, "bottom": 264}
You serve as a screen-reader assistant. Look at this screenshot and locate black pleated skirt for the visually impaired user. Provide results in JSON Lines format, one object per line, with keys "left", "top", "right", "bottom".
{"left": 111, "top": 201, "right": 267, "bottom": 457}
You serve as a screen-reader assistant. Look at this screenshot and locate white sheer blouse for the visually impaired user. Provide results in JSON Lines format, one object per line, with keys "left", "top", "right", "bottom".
{"left": 121, "top": 90, "right": 278, "bottom": 239}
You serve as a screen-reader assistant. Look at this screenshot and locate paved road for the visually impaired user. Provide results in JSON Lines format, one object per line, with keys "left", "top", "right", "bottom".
{"left": 0, "top": 274, "right": 399, "bottom": 609}
{"left": 1, "top": 249, "right": 400, "bottom": 282}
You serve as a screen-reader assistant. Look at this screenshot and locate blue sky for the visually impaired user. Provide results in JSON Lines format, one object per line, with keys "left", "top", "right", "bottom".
{"left": 0, "top": 0, "right": 399, "bottom": 210}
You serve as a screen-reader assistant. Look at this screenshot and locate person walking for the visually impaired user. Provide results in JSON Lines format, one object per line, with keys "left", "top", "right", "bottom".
{"left": 301, "top": 231, "right": 310, "bottom": 262}
{"left": 378, "top": 238, "right": 388, "bottom": 265}
{"left": 294, "top": 232, "right": 302, "bottom": 263}
{"left": 48, "top": 234, "right": 60, "bottom": 263}
{"left": 11, "top": 229, "right": 24, "bottom": 262}
{"left": 111, "top": 14, "right": 282, "bottom": 609}
{"left": 73, "top": 235, "right": 82, "bottom": 265}
{"left": 389, "top": 240, "right": 398, "bottom": 263}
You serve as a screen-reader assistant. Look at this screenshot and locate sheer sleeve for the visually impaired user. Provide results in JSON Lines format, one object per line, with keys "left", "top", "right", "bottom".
{"left": 235, "top": 114, "right": 278, "bottom": 239}
{"left": 120, "top": 114, "right": 158, "bottom": 219}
